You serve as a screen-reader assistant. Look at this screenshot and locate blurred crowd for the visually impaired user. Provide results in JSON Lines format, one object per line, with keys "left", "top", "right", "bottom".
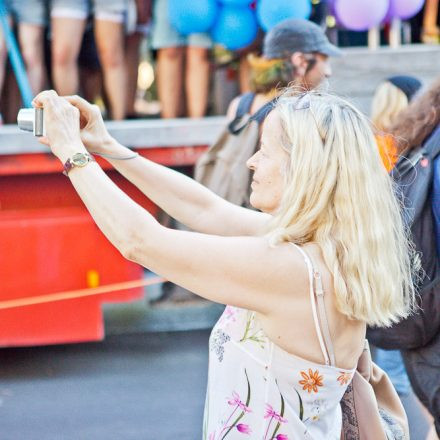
{"left": 0, "top": 0, "right": 437, "bottom": 123}
{"left": 0, "top": 0, "right": 152, "bottom": 122}
{"left": 0, "top": 0, "right": 437, "bottom": 121}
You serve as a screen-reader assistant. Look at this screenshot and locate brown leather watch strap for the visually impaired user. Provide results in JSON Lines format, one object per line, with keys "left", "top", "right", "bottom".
{"left": 63, "top": 152, "right": 95, "bottom": 176}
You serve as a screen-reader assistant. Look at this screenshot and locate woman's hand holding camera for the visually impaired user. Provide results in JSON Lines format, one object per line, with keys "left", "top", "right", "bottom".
{"left": 64, "top": 94, "right": 114, "bottom": 155}
{"left": 33, "top": 90, "right": 86, "bottom": 163}
{"left": 33, "top": 90, "right": 120, "bottom": 161}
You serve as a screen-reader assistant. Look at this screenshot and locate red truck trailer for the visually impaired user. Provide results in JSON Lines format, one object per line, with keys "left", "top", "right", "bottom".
{"left": 0, "top": 117, "right": 225, "bottom": 347}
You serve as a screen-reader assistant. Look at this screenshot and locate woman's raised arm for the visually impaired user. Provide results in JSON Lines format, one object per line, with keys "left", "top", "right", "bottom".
{"left": 66, "top": 95, "right": 269, "bottom": 237}
{"left": 32, "top": 91, "right": 298, "bottom": 315}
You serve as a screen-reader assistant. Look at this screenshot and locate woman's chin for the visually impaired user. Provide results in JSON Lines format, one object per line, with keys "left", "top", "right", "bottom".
{"left": 249, "top": 195, "right": 265, "bottom": 213}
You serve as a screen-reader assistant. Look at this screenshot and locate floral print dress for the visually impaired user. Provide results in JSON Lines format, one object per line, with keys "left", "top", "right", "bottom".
{"left": 203, "top": 245, "right": 356, "bottom": 440}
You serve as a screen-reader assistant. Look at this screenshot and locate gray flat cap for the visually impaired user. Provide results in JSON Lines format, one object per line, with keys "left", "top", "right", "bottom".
{"left": 263, "top": 18, "right": 342, "bottom": 59}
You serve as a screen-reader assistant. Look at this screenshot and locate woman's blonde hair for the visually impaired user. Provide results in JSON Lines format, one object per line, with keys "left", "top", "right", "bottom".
{"left": 371, "top": 81, "right": 409, "bottom": 131}
{"left": 267, "top": 90, "right": 417, "bottom": 327}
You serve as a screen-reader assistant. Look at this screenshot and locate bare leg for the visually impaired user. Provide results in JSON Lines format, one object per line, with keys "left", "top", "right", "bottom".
{"left": 185, "top": 46, "right": 209, "bottom": 118}
{"left": 422, "top": 0, "right": 440, "bottom": 43}
{"left": 125, "top": 32, "right": 142, "bottom": 116}
{"left": 18, "top": 24, "right": 46, "bottom": 94}
{"left": 238, "top": 55, "right": 252, "bottom": 93}
{"left": 94, "top": 19, "right": 126, "bottom": 120}
{"left": 156, "top": 47, "right": 184, "bottom": 118}
{"left": 51, "top": 17, "right": 87, "bottom": 95}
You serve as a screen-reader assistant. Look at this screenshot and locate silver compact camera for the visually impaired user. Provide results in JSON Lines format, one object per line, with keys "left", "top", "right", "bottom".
{"left": 17, "top": 108, "right": 45, "bottom": 137}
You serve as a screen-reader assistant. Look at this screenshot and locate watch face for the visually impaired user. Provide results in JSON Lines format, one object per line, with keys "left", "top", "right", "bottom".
{"left": 72, "top": 153, "right": 89, "bottom": 167}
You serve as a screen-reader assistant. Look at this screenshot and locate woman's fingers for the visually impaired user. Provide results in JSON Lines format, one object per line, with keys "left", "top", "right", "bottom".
{"left": 64, "top": 94, "right": 90, "bottom": 109}
{"left": 32, "top": 89, "right": 59, "bottom": 109}
{"left": 37, "top": 136, "right": 50, "bottom": 146}
{"left": 64, "top": 95, "right": 95, "bottom": 129}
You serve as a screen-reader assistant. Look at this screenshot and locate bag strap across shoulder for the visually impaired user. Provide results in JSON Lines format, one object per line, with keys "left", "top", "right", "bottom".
{"left": 236, "top": 92, "right": 256, "bottom": 119}
{"left": 250, "top": 98, "right": 277, "bottom": 125}
{"left": 227, "top": 93, "right": 256, "bottom": 134}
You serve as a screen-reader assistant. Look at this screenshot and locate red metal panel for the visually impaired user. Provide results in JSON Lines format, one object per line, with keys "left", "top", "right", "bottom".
{"left": 0, "top": 145, "right": 206, "bottom": 346}
{"left": 0, "top": 146, "right": 207, "bottom": 176}
{"left": 0, "top": 208, "right": 143, "bottom": 346}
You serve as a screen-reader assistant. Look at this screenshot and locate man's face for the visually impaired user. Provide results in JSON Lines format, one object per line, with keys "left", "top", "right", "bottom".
{"left": 303, "top": 53, "right": 332, "bottom": 89}
{"left": 291, "top": 52, "right": 332, "bottom": 90}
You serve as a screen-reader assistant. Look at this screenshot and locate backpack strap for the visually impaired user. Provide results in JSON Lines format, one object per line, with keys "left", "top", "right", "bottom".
{"left": 228, "top": 93, "right": 256, "bottom": 134}
{"left": 250, "top": 98, "right": 277, "bottom": 125}
{"left": 291, "top": 243, "right": 336, "bottom": 367}
{"left": 236, "top": 92, "right": 256, "bottom": 119}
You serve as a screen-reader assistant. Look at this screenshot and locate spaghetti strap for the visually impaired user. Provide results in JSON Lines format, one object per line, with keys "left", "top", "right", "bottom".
{"left": 290, "top": 243, "right": 334, "bottom": 366}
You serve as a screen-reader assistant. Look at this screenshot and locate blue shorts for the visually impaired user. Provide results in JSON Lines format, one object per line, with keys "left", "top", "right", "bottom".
{"left": 151, "top": 0, "right": 212, "bottom": 49}
{"left": 6, "top": 0, "right": 48, "bottom": 26}
{"left": 375, "top": 348, "right": 411, "bottom": 396}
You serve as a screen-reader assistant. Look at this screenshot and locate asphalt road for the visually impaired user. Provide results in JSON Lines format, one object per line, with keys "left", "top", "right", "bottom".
{"left": 0, "top": 329, "right": 431, "bottom": 440}
{"left": 0, "top": 330, "right": 210, "bottom": 440}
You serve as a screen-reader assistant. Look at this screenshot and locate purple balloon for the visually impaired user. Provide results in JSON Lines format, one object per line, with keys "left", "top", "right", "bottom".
{"left": 387, "top": 0, "right": 425, "bottom": 20}
{"left": 335, "top": 0, "right": 389, "bottom": 31}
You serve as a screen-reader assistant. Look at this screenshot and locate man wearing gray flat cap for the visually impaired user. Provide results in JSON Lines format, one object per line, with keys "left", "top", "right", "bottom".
{"left": 227, "top": 18, "right": 342, "bottom": 119}
{"left": 261, "top": 18, "right": 341, "bottom": 90}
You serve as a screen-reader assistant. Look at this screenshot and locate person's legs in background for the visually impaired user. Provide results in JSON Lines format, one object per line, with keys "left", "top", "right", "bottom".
{"left": 50, "top": 0, "right": 88, "bottom": 95}
{"left": 185, "top": 45, "right": 210, "bottom": 118}
{"left": 156, "top": 46, "right": 184, "bottom": 118}
{"left": 93, "top": 17, "right": 126, "bottom": 120}
{"left": 422, "top": 0, "right": 439, "bottom": 43}
{"left": 151, "top": 0, "right": 187, "bottom": 118}
{"left": 9, "top": 0, "right": 48, "bottom": 94}
{"left": 238, "top": 55, "right": 252, "bottom": 93}
{"left": 17, "top": 24, "right": 46, "bottom": 93}
{"left": 93, "top": 0, "right": 130, "bottom": 120}
{"left": 185, "top": 35, "right": 211, "bottom": 117}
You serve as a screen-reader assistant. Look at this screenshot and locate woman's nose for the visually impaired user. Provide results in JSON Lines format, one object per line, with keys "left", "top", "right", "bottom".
{"left": 246, "top": 153, "right": 257, "bottom": 170}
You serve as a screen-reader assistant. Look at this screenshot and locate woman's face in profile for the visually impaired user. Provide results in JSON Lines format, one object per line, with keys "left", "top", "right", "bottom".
{"left": 246, "top": 111, "right": 289, "bottom": 214}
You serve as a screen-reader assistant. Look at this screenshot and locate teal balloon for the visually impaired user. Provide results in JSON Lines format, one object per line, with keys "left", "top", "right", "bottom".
{"left": 257, "top": 0, "right": 312, "bottom": 31}
{"left": 211, "top": 6, "right": 258, "bottom": 50}
{"left": 168, "top": 0, "right": 218, "bottom": 35}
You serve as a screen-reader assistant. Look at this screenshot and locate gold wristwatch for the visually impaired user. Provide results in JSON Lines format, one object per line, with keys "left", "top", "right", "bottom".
{"left": 63, "top": 152, "right": 95, "bottom": 176}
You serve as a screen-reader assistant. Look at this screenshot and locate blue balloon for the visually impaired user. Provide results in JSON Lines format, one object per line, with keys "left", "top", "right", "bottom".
{"left": 218, "top": 0, "right": 251, "bottom": 5}
{"left": 168, "top": 0, "right": 218, "bottom": 35}
{"left": 211, "top": 6, "right": 258, "bottom": 50}
{"left": 257, "top": 0, "right": 312, "bottom": 31}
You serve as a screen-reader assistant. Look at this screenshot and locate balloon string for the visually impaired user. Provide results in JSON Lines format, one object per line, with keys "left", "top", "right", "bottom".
{"left": 0, "top": 276, "right": 165, "bottom": 310}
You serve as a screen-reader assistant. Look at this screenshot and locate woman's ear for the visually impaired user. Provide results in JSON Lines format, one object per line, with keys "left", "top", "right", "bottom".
{"left": 290, "top": 52, "right": 307, "bottom": 77}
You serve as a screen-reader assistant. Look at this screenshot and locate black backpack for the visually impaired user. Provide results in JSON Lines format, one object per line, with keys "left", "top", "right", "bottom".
{"left": 367, "top": 125, "right": 440, "bottom": 350}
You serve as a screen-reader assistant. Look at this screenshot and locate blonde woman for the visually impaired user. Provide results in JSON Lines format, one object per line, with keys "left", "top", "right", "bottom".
{"left": 372, "top": 75, "right": 422, "bottom": 171}
{"left": 33, "top": 89, "right": 416, "bottom": 439}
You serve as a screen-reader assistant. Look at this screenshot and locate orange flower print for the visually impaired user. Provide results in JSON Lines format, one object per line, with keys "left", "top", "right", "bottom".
{"left": 299, "top": 369, "right": 324, "bottom": 393}
{"left": 337, "top": 372, "right": 352, "bottom": 386}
